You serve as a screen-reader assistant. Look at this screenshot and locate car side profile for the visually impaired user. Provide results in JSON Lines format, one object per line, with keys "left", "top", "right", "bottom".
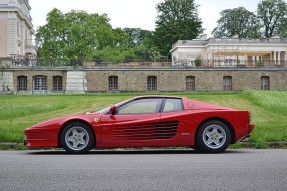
{"left": 24, "top": 95, "right": 254, "bottom": 154}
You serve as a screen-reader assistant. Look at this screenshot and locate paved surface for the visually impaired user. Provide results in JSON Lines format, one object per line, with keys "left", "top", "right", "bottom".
{"left": 0, "top": 149, "right": 286, "bottom": 191}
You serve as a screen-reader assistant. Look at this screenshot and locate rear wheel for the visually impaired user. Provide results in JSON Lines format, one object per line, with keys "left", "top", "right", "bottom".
{"left": 60, "top": 122, "right": 95, "bottom": 154}
{"left": 196, "top": 120, "right": 231, "bottom": 153}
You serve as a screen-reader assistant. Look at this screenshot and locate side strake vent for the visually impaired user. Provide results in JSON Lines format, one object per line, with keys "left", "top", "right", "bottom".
{"left": 112, "top": 121, "right": 178, "bottom": 140}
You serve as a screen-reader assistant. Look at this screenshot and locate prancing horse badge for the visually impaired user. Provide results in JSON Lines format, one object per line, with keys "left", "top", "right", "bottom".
{"left": 94, "top": 118, "right": 99, "bottom": 123}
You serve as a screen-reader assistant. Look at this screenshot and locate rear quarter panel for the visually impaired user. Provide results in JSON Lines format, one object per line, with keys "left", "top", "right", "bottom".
{"left": 186, "top": 110, "right": 250, "bottom": 144}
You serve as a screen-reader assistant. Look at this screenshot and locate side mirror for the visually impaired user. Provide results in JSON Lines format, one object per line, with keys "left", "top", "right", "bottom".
{"left": 109, "top": 106, "right": 117, "bottom": 115}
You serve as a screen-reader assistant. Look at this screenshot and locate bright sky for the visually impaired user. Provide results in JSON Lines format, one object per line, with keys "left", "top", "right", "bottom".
{"left": 29, "top": 0, "right": 261, "bottom": 37}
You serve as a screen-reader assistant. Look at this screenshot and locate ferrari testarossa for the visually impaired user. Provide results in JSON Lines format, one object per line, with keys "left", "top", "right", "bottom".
{"left": 24, "top": 95, "right": 254, "bottom": 154}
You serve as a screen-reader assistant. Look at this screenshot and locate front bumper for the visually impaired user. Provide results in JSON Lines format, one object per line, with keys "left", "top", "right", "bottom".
{"left": 249, "top": 124, "right": 255, "bottom": 133}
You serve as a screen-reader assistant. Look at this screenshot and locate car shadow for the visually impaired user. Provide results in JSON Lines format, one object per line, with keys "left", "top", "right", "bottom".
{"left": 26, "top": 148, "right": 249, "bottom": 155}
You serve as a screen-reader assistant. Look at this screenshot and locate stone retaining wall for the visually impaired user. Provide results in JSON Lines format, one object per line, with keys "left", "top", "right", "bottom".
{"left": 0, "top": 67, "right": 286, "bottom": 94}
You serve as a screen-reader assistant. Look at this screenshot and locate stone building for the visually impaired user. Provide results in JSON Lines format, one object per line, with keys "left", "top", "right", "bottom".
{"left": 0, "top": 66, "right": 286, "bottom": 95}
{"left": 0, "top": 0, "right": 36, "bottom": 59}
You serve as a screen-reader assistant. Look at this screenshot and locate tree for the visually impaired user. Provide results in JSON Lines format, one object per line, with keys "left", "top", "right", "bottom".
{"left": 122, "top": 28, "right": 150, "bottom": 47}
{"left": 212, "top": 7, "right": 259, "bottom": 38}
{"left": 36, "top": 9, "right": 116, "bottom": 65}
{"left": 36, "top": 9, "right": 158, "bottom": 65}
{"left": 257, "top": 0, "right": 287, "bottom": 38}
{"left": 154, "top": 0, "right": 203, "bottom": 57}
{"left": 122, "top": 28, "right": 157, "bottom": 60}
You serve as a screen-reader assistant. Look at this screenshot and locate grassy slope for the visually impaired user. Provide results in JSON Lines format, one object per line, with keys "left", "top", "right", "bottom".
{"left": 0, "top": 91, "right": 286, "bottom": 148}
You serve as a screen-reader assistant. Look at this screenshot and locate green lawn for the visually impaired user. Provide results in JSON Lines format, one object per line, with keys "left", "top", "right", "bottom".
{"left": 0, "top": 91, "right": 286, "bottom": 148}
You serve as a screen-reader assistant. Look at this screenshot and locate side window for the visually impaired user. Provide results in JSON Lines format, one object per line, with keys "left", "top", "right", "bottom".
{"left": 117, "top": 98, "right": 163, "bottom": 114}
{"left": 162, "top": 99, "right": 183, "bottom": 112}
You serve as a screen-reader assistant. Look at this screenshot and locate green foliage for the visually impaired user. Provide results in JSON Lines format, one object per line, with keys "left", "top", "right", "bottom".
{"left": 93, "top": 46, "right": 136, "bottom": 64}
{"left": 257, "top": 0, "right": 287, "bottom": 38}
{"left": 213, "top": 0, "right": 287, "bottom": 38}
{"left": 0, "top": 102, "right": 66, "bottom": 120}
{"left": 154, "top": 0, "right": 203, "bottom": 56}
{"left": 242, "top": 90, "right": 287, "bottom": 116}
{"left": 36, "top": 9, "right": 115, "bottom": 65}
{"left": 35, "top": 9, "right": 157, "bottom": 64}
{"left": 122, "top": 28, "right": 150, "bottom": 48}
{"left": 212, "top": 7, "right": 260, "bottom": 38}
{"left": 194, "top": 55, "right": 202, "bottom": 67}
{"left": 36, "top": 9, "right": 113, "bottom": 64}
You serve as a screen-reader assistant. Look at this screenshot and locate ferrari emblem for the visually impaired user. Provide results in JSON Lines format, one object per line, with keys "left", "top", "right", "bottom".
{"left": 94, "top": 118, "right": 99, "bottom": 123}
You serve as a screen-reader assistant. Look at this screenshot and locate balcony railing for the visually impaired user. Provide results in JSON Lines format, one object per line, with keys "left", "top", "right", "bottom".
{"left": 10, "top": 54, "right": 37, "bottom": 67}
{"left": 9, "top": 56, "right": 287, "bottom": 68}
{"left": 172, "top": 59, "right": 287, "bottom": 68}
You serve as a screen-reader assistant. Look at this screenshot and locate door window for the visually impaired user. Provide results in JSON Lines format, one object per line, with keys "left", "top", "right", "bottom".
{"left": 117, "top": 98, "right": 163, "bottom": 114}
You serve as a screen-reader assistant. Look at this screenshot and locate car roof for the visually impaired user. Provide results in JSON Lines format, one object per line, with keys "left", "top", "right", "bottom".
{"left": 132, "top": 95, "right": 183, "bottom": 99}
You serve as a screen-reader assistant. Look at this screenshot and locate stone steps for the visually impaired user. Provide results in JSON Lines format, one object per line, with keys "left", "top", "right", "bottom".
{"left": 0, "top": 71, "right": 14, "bottom": 94}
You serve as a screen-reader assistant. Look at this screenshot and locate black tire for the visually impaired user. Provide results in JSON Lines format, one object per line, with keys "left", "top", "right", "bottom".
{"left": 196, "top": 120, "right": 231, "bottom": 153}
{"left": 60, "top": 122, "right": 95, "bottom": 154}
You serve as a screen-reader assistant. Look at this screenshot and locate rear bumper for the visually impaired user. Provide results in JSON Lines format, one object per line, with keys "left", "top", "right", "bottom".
{"left": 239, "top": 124, "right": 255, "bottom": 142}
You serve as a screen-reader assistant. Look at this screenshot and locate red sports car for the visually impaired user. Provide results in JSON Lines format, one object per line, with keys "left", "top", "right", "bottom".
{"left": 24, "top": 95, "right": 254, "bottom": 154}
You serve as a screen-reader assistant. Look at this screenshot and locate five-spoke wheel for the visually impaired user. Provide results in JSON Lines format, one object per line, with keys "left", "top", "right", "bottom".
{"left": 196, "top": 120, "right": 231, "bottom": 153}
{"left": 60, "top": 122, "right": 95, "bottom": 154}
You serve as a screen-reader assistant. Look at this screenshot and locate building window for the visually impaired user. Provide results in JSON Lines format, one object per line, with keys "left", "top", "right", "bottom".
{"left": 147, "top": 76, "right": 157, "bottom": 91}
{"left": 33, "top": 76, "right": 47, "bottom": 94}
{"left": 261, "top": 76, "right": 270, "bottom": 90}
{"left": 108, "top": 76, "right": 118, "bottom": 91}
{"left": 17, "top": 76, "right": 27, "bottom": 91}
{"left": 53, "top": 76, "right": 63, "bottom": 91}
{"left": 186, "top": 76, "right": 195, "bottom": 91}
{"left": 223, "top": 76, "right": 232, "bottom": 91}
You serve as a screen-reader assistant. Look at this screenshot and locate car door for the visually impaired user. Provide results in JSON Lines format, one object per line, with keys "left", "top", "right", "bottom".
{"left": 160, "top": 98, "right": 192, "bottom": 146}
{"left": 100, "top": 98, "right": 164, "bottom": 147}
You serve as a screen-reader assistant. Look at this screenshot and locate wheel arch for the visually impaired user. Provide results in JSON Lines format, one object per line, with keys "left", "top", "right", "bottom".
{"left": 195, "top": 117, "right": 236, "bottom": 144}
{"left": 58, "top": 119, "right": 96, "bottom": 147}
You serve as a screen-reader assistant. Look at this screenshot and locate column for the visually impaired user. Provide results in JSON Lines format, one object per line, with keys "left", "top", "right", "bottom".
{"left": 278, "top": 51, "right": 281, "bottom": 65}
{"left": 273, "top": 51, "right": 277, "bottom": 65}
{"left": 245, "top": 52, "right": 249, "bottom": 66}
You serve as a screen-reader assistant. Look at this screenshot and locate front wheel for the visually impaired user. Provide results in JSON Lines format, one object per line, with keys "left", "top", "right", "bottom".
{"left": 196, "top": 120, "right": 231, "bottom": 153}
{"left": 60, "top": 122, "right": 95, "bottom": 154}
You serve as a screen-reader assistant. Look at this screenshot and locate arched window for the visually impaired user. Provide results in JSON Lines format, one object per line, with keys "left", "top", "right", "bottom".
{"left": 186, "top": 76, "right": 195, "bottom": 91}
{"left": 108, "top": 76, "right": 118, "bottom": 91}
{"left": 147, "top": 76, "right": 157, "bottom": 91}
{"left": 53, "top": 76, "right": 63, "bottom": 91}
{"left": 17, "top": 76, "right": 27, "bottom": 91}
{"left": 261, "top": 76, "right": 270, "bottom": 90}
{"left": 223, "top": 76, "right": 232, "bottom": 91}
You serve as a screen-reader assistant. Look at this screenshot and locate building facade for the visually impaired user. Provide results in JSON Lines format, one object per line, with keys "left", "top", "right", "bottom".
{"left": 171, "top": 35, "right": 287, "bottom": 68}
{"left": 0, "top": 0, "right": 36, "bottom": 59}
